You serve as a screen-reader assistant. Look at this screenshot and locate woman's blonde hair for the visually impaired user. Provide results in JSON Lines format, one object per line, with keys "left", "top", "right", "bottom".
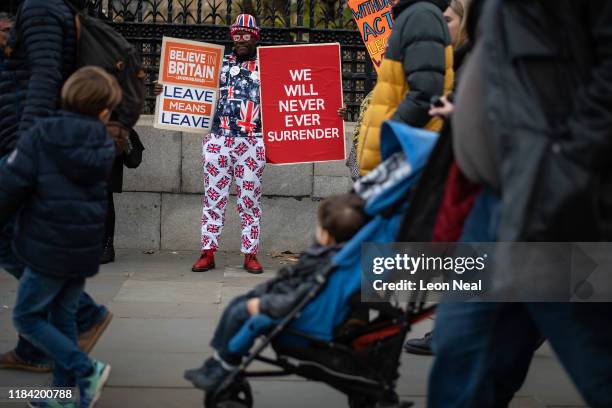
{"left": 450, "top": 0, "right": 470, "bottom": 48}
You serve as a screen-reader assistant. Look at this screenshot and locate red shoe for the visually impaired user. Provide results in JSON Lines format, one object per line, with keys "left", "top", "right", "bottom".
{"left": 192, "top": 250, "right": 216, "bottom": 272}
{"left": 244, "top": 253, "right": 263, "bottom": 274}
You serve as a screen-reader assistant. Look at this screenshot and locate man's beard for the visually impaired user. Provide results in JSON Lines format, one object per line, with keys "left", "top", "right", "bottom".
{"left": 236, "top": 46, "right": 257, "bottom": 61}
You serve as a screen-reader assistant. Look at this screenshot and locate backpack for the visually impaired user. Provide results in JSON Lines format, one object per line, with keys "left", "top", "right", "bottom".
{"left": 65, "top": 1, "right": 145, "bottom": 128}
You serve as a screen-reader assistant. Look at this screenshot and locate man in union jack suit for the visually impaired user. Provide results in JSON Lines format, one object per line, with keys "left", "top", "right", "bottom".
{"left": 193, "top": 14, "right": 266, "bottom": 274}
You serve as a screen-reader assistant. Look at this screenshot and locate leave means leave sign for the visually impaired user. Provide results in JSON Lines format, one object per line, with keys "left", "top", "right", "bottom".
{"left": 154, "top": 37, "right": 224, "bottom": 133}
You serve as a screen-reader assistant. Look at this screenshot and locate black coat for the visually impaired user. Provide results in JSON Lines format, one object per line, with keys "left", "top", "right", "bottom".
{"left": 108, "top": 128, "right": 145, "bottom": 193}
{"left": 0, "top": 0, "right": 76, "bottom": 156}
{"left": 481, "top": 0, "right": 612, "bottom": 241}
{"left": 251, "top": 244, "right": 342, "bottom": 319}
{"left": 0, "top": 111, "right": 115, "bottom": 278}
{"left": 389, "top": 0, "right": 451, "bottom": 126}
{"left": 0, "top": 44, "right": 27, "bottom": 156}
{"left": 357, "top": 0, "right": 453, "bottom": 174}
{"left": 397, "top": 44, "right": 471, "bottom": 242}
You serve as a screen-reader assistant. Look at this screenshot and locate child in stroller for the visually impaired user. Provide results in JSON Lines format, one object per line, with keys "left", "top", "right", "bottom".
{"left": 184, "top": 193, "right": 367, "bottom": 392}
{"left": 189, "top": 122, "right": 438, "bottom": 408}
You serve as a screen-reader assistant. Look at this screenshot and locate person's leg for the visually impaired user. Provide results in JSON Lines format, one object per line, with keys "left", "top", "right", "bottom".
{"left": 100, "top": 189, "right": 115, "bottom": 264}
{"left": 74, "top": 290, "right": 113, "bottom": 355}
{"left": 185, "top": 294, "right": 252, "bottom": 390}
{"left": 48, "top": 276, "right": 112, "bottom": 406}
{"left": 233, "top": 138, "right": 265, "bottom": 255}
{"left": 526, "top": 303, "right": 612, "bottom": 408}
{"left": 209, "top": 294, "right": 252, "bottom": 365}
{"left": 105, "top": 189, "right": 115, "bottom": 241}
{"left": 0, "top": 215, "right": 51, "bottom": 369}
{"left": 1, "top": 155, "right": 51, "bottom": 368}
{"left": 75, "top": 291, "right": 108, "bottom": 334}
{"left": 48, "top": 277, "right": 92, "bottom": 387}
{"left": 428, "top": 302, "right": 541, "bottom": 408}
{"left": 12, "top": 268, "right": 93, "bottom": 384}
{"left": 200, "top": 133, "right": 233, "bottom": 251}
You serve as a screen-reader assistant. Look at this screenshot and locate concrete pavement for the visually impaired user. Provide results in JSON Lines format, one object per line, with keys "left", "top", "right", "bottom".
{"left": 0, "top": 250, "right": 586, "bottom": 408}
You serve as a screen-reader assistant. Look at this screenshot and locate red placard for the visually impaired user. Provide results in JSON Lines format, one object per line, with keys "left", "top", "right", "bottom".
{"left": 258, "top": 43, "right": 345, "bottom": 165}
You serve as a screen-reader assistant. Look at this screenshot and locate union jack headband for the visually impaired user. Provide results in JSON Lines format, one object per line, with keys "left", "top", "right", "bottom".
{"left": 230, "top": 14, "right": 260, "bottom": 39}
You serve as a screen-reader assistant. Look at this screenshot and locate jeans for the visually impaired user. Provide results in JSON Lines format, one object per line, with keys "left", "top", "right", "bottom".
{"left": 13, "top": 268, "right": 94, "bottom": 387}
{"left": 428, "top": 302, "right": 612, "bottom": 408}
{"left": 0, "top": 154, "right": 107, "bottom": 364}
{"left": 428, "top": 190, "right": 612, "bottom": 407}
{"left": 210, "top": 294, "right": 252, "bottom": 365}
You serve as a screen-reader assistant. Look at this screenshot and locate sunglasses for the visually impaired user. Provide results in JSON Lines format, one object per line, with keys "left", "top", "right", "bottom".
{"left": 232, "top": 33, "right": 252, "bottom": 42}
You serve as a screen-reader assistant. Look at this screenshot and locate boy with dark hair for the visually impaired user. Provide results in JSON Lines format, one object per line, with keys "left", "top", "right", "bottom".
{"left": 184, "top": 193, "right": 367, "bottom": 391}
{"left": 0, "top": 66, "right": 121, "bottom": 408}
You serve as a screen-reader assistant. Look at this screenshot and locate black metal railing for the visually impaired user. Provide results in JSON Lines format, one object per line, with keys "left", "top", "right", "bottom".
{"left": 7, "top": 0, "right": 376, "bottom": 120}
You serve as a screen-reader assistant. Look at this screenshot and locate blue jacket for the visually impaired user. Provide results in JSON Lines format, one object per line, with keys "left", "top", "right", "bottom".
{"left": 0, "top": 0, "right": 76, "bottom": 156}
{"left": 0, "top": 112, "right": 115, "bottom": 278}
{"left": 250, "top": 244, "right": 342, "bottom": 318}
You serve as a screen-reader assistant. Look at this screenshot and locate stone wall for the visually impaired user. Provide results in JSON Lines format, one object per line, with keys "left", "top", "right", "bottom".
{"left": 115, "top": 116, "right": 356, "bottom": 252}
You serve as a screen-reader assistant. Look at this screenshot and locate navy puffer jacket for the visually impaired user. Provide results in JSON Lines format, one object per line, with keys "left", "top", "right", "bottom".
{"left": 0, "top": 112, "right": 115, "bottom": 278}
{"left": 0, "top": 0, "right": 76, "bottom": 157}
{"left": 0, "top": 48, "right": 27, "bottom": 157}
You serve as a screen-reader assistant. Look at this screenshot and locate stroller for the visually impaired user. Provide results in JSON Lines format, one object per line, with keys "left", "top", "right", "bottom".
{"left": 205, "top": 122, "right": 439, "bottom": 408}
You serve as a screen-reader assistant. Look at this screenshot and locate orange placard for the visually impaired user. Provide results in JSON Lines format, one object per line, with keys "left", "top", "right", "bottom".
{"left": 154, "top": 37, "right": 224, "bottom": 133}
{"left": 162, "top": 98, "right": 213, "bottom": 116}
{"left": 348, "top": 0, "right": 395, "bottom": 72}
{"left": 159, "top": 39, "right": 223, "bottom": 88}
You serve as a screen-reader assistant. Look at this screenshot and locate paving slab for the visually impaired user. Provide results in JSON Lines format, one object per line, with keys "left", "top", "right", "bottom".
{"left": 313, "top": 175, "right": 353, "bottom": 198}
{"left": 110, "top": 301, "right": 220, "bottom": 320}
{"left": 114, "top": 280, "right": 222, "bottom": 305}
{"left": 0, "top": 250, "right": 589, "bottom": 407}
{"left": 94, "top": 318, "right": 217, "bottom": 354}
{"left": 107, "top": 250, "right": 225, "bottom": 283}
{"left": 83, "top": 275, "right": 128, "bottom": 306}
{"left": 91, "top": 351, "right": 208, "bottom": 388}
{"left": 97, "top": 387, "right": 203, "bottom": 408}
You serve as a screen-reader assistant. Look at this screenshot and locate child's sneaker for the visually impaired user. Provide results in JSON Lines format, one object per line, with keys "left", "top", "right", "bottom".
{"left": 184, "top": 356, "right": 231, "bottom": 391}
{"left": 78, "top": 360, "right": 111, "bottom": 408}
{"left": 28, "top": 401, "right": 77, "bottom": 408}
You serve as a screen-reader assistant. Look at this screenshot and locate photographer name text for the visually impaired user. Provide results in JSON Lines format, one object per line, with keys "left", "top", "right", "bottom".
{"left": 373, "top": 279, "right": 482, "bottom": 292}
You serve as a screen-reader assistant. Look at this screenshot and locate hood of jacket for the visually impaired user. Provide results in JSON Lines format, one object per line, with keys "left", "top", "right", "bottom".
{"left": 298, "top": 242, "right": 344, "bottom": 268}
{"left": 40, "top": 111, "right": 114, "bottom": 186}
{"left": 392, "top": 0, "right": 450, "bottom": 18}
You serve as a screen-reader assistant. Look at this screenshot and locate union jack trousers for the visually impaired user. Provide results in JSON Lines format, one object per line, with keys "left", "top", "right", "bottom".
{"left": 201, "top": 133, "right": 265, "bottom": 254}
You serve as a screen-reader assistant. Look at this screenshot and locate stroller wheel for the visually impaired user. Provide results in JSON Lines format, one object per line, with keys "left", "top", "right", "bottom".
{"left": 204, "top": 378, "right": 254, "bottom": 408}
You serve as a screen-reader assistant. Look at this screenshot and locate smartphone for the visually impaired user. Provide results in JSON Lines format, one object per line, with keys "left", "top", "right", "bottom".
{"left": 430, "top": 95, "right": 444, "bottom": 108}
